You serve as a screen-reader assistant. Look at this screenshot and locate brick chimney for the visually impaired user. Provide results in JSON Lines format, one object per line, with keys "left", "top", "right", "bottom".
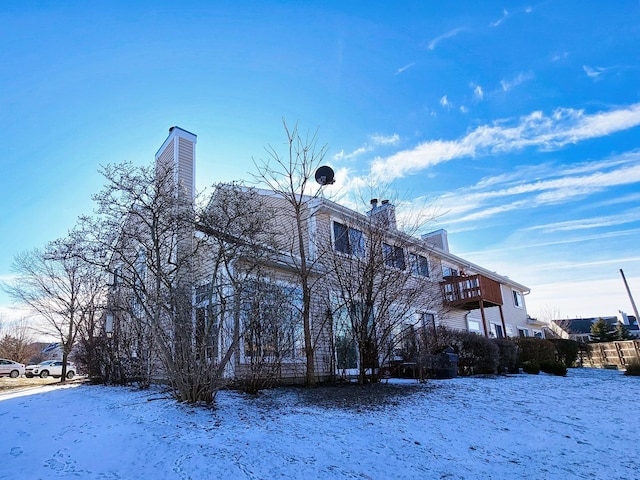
{"left": 368, "top": 198, "right": 397, "bottom": 229}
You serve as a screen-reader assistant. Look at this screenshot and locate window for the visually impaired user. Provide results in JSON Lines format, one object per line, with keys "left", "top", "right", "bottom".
{"left": 110, "top": 266, "right": 121, "bottom": 288}
{"left": 135, "top": 249, "right": 146, "bottom": 279}
{"left": 333, "top": 221, "right": 365, "bottom": 257}
{"left": 518, "top": 328, "right": 529, "bottom": 337}
{"left": 395, "top": 323, "right": 418, "bottom": 362}
{"left": 332, "top": 297, "right": 377, "bottom": 371}
{"left": 383, "top": 243, "right": 405, "bottom": 269}
{"left": 443, "top": 265, "right": 459, "bottom": 278}
{"left": 195, "top": 282, "right": 217, "bottom": 305}
{"left": 195, "top": 307, "right": 206, "bottom": 348}
{"left": 409, "top": 253, "right": 429, "bottom": 277}
{"left": 421, "top": 312, "right": 437, "bottom": 331}
{"left": 241, "top": 281, "right": 304, "bottom": 360}
{"left": 513, "top": 290, "right": 523, "bottom": 308}
{"left": 334, "top": 303, "right": 358, "bottom": 370}
{"left": 493, "top": 323, "right": 504, "bottom": 339}
{"left": 194, "top": 298, "right": 220, "bottom": 360}
{"left": 468, "top": 319, "right": 482, "bottom": 334}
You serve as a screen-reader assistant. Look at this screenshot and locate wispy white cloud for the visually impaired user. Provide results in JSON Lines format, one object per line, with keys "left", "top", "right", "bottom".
{"left": 428, "top": 27, "right": 465, "bottom": 51}
{"left": 439, "top": 158, "right": 640, "bottom": 225}
{"left": 371, "top": 134, "right": 400, "bottom": 146}
{"left": 459, "top": 229, "right": 640, "bottom": 258}
{"left": 333, "top": 146, "right": 369, "bottom": 161}
{"left": 439, "top": 95, "right": 450, "bottom": 108}
{"left": 583, "top": 65, "right": 604, "bottom": 78}
{"left": 333, "top": 134, "right": 400, "bottom": 161}
{"left": 500, "top": 71, "right": 534, "bottom": 91}
{"left": 490, "top": 9, "right": 509, "bottom": 27}
{"left": 592, "top": 191, "right": 640, "bottom": 208}
{"left": 552, "top": 51, "right": 569, "bottom": 62}
{"left": 370, "top": 103, "right": 640, "bottom": 180}
{"left": 424, "top": 151, "right": 640, "bottom": 232}
{"left": 524, "top": 208, "right": 640, "bottom": 233}
{"left": 396, "top": 62, "right": 416, "bottom": 75}
{"left": 472, "top": 84, "right": 484, "bottom": 100}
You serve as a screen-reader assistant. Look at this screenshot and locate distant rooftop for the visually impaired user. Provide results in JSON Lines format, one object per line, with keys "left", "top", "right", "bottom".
{"left": 552, "top": 316, "right": 638, "bottom": 334}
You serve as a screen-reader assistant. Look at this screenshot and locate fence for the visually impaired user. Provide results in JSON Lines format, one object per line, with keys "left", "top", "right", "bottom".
{"left": 580, "top": 340, "right": 640, "bottom": 369}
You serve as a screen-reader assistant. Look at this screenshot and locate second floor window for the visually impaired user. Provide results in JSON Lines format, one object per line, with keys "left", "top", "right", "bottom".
{"left": 409, "top": 253, "right": 429, "bottom": 277}
{"left": 443, "top": 265, "right": 459, "bottom": 278}
{"left": 513, "top": 290, "right": 523, "bottom": 308}
{"left": 333, "top": 221, "right": 365, "bottom": 257}
{"left": 383, "top": 243, "right": 405, "bottom": 269}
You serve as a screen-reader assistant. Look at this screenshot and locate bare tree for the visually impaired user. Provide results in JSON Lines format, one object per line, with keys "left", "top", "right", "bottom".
{"left": 536, "top": 304, "right": 563, "bottom": 325}
{"left": 321, "top": 198, "right": 446, "bottom": 384}
{"left": 81, "top": 160, "right": 209, "bottom": 399}
{"left": 252, "top": 120, "right": 330, "bottom": 386}
{"left": 196, "top": 183, "right": 287, "bottom": 396}
{"left": 82, "top": 161, "right": 280, "bottom": 402}
{"left": 3, "top": 236, "right": 104, "bottom": 382}
{"left": 0, "top": 317, "right": 36, "bottom": 364}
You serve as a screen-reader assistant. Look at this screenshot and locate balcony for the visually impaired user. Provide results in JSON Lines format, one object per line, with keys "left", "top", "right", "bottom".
{"left": 441, "top": 274, "right": 503, "bottom": 310}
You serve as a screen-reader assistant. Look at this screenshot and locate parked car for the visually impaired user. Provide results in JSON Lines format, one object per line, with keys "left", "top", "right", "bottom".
{"left": 0, "top": 358, "right": 26, "bottom": 378}
{"left": 25, "top": 360, "right": 76, "bottom": 379}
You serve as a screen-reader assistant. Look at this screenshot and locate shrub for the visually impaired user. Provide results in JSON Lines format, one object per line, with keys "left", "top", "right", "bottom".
{"left": 494, "top": 338, "right": 519, "bottom": 374}
{"left": 451, "top": 331, "right": 499, "bottom": 376}
{"left": 624, "top": 359, "right": 640, "bottom": 376}
{"left": 521, "top": 360, "right": 540, "bottom": 375}
{"left": 548, "top": 338, "right": 579, "bottom": 367}
{"left": 540, "top": 361, "right": 567, "bottom": 376}
{"left": 515, "top": 337, "right": 556, "bottom": 365}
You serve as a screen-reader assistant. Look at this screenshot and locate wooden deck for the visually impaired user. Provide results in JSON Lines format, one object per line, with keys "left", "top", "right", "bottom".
{"left": 440, "top": 274, "right": 503, "bottom": 310}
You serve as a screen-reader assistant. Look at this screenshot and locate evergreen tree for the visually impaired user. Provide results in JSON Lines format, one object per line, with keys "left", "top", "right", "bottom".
{"left": 590, "top": 318, "right": 614, "bottom": 342}
{"left": 616, "top": 323, "right": 631, "bottom": 341}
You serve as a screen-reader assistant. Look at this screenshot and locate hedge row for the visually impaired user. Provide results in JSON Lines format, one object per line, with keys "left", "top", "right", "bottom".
{"left": 433, "top": 328, "right": 577, "bottom": 377}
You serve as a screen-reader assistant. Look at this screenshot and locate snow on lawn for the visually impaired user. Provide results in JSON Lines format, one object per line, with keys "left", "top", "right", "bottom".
{"left": 1, "top": 368, "right": 638, "bottom": 480}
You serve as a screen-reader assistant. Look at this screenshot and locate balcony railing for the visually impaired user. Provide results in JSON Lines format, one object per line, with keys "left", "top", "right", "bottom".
{"left": 441, "top": 274, "right": 503, "bottom": 310}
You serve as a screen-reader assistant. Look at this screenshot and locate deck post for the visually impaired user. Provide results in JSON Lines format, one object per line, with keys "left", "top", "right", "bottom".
{"left": 499, "top": 305, "right": 507, "bottom": 338}
{"left": 480, "top": 302, "right": 489, "bottom": 337}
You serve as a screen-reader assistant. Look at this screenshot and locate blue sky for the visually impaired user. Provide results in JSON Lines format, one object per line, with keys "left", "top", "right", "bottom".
{"left": 2, "top": 1, "right": 640, "bottom": 323}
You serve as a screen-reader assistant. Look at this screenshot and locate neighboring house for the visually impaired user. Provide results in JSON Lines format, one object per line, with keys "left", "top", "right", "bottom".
{"left": 549, "top": 314, "right": 639, "bottom": 342}
{"left": 109, "top": 127, "right": 536, "bottom": 383}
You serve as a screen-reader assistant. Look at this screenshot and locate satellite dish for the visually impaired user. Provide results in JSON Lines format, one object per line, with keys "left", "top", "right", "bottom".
{"left": 315, "top": 165, "right": 335, "bottom": 185}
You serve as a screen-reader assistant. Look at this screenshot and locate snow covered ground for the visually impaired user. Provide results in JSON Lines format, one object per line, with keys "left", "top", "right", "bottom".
{"left": 1, "top": 368, "right": 638, "bottom": 480}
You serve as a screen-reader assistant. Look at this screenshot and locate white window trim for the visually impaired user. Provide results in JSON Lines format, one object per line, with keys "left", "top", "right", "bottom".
{"left": 331, "top": 218, "right": 366, "bottom": 258}
{"left": 513, "top": 290, "right": 524, "bottom": 309}
{"left": 239, "top": 278, "right": 305, "bottom": 364}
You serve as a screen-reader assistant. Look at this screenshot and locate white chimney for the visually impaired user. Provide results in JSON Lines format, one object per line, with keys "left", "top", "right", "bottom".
{"left": 155, "top": 126, "right": 197, "bottom": 200}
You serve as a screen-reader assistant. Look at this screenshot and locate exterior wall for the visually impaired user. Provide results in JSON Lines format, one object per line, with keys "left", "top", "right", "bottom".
{"left": 155, "top": 126, "right": 196, "bottom": 200}
{"left": 177, "top": 136, "right": 195, "bottom": 196}
{"left": 442, "top": 309, "right": 469, "bottom": 332}
{"left": 249, "top": 191, "right": 311, "bottom": 260}
{"left": 498, "top": 284, "right": 530, "bottom": 336}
